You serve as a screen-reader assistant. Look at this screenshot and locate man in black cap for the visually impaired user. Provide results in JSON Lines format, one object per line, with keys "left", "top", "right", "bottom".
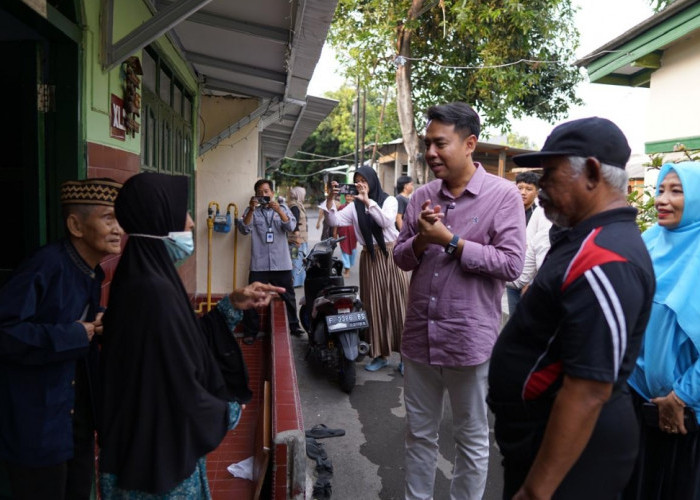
{"left": 0, "top": 179, "right": 122, "bottom": 499}
{"left": 487, "top": 117, "right": 655, "bottom": 499}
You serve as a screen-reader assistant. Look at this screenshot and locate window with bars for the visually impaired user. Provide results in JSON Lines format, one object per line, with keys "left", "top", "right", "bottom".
{"left": 140, "top": 48, "right": 194, "bottom": 194}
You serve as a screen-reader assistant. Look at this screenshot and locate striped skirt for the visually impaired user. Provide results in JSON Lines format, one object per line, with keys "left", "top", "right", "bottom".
{"left": 359, "top": 243, "right": 410, "bottom": 358}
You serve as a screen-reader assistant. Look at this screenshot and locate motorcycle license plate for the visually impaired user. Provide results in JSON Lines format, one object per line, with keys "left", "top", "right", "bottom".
{"left": 325, "top": 311, "right": 369, "bottom": 332}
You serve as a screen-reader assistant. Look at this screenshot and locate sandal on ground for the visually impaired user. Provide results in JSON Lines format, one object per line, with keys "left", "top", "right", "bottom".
{"left": 312, "top": 479, "right": 332, "bottom": 499}
{"left": 315, "top": 456, "right": 333, "bottom": 474}
{"left": 305, "top": 438, "right": 328, "bottom": 461}
{"left": 305, "top": 424, "right": 346, "bottom": 439}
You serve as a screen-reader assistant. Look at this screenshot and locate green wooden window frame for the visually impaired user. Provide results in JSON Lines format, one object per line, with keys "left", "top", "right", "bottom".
{"left": 140, "top": 48, "right": 194, "bottom": 207}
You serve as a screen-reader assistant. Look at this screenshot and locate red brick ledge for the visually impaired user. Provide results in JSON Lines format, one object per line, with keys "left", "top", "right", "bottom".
{"left": 269, "top": 298, "right": 306, "bottom": 499}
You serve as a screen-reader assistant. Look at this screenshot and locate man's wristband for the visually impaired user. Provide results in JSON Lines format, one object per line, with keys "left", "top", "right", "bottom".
{"left": 444, "top": 234, "right": 459, "bottom": 255}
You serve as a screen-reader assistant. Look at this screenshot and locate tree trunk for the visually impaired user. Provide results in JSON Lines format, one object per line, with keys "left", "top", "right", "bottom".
{"left": 396, "top": 0, "right": 427, "bottom": 184}
{"left": 370, "top": 86, "right": 390, "bottom": 168}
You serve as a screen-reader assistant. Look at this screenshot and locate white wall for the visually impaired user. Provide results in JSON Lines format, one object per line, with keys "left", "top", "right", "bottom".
{"left": 195, "top": 96, "right": 261, "bottom": 295}
{"left": 646, "top": 32, "right": 700, "bottom": 143}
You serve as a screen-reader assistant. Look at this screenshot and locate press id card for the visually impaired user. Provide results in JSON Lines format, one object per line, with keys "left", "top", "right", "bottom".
{"left": 266, "top": 232, "right": 274, "bottom": 243}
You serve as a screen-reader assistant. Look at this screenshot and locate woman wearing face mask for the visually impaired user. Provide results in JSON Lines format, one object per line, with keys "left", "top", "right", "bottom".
{"left": 624, "top": 162, "right": 700, "bottom": 500}
{"left": 98, "top": 173, "right": 283, "bottom": 498}
{"left": 322, "top": 165, "right": 410, "bottom": 373}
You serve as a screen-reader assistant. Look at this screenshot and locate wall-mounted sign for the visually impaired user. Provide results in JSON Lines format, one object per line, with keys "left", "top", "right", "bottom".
{"left": 110, "top": 94, "right": 126, "bottom": 141}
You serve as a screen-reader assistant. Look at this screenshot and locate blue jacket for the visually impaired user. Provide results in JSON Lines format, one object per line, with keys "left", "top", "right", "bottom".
{"left": 0, "top": 240, "right": 103, "bottom": 466}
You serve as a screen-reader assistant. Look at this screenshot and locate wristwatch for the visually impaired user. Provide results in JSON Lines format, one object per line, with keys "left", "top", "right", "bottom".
{"left": 444, "top": 234, "right": 459, "bottom": 255}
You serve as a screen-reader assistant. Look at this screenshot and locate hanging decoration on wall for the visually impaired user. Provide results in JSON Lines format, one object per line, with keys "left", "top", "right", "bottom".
{"left": 121, "top": 56, "right": 142, "bottom": 138}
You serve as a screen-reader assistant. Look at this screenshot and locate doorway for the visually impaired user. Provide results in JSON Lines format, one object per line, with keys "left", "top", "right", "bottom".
{"left": 0, "top": 5, "right": 80, "bottom": 285}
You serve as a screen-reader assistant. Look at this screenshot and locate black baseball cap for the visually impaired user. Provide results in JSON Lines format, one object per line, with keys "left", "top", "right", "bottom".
{"left": 513, "top": 117, "right": 631, "bottom": 169}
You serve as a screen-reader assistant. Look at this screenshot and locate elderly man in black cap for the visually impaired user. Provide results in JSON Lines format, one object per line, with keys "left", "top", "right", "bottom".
{"left": 487, "top": 117, "right": 655, "bottom": 499}
{"left": 0, "top": 178, "right": 122, "bottom": 499}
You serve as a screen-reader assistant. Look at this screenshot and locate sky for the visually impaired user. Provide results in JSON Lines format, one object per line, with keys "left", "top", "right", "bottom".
{"left": 307, "top": 0, "right": 656, "bottom": 153}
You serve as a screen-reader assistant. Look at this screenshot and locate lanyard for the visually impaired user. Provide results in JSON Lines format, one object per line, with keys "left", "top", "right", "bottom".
{"left": 261, "top": 207, "right": 274, "bottom": 231}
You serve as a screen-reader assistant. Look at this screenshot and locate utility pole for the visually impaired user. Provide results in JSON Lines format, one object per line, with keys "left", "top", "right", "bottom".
{"left": 354, "top": 78, "right": 360, "bottom": 171}
{"left": 360, "top": 88, "right": 367, "bottom": 168}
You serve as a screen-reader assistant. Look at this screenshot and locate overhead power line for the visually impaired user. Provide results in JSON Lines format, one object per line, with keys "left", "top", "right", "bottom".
{"left": 393, "top": 49, "right": 625, "bottom": 70}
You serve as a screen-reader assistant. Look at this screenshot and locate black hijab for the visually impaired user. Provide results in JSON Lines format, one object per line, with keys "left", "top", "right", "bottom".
{"left": 353, "top": 165, "right": 389, "bottom": 258}
{"left": 100, "top": 173, "right": 230, "bottom": 494}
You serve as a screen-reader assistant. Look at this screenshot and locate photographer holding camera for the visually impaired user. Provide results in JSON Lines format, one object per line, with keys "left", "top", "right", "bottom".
{"left": 237, "top": 179, "right": 304, "bottom": 343}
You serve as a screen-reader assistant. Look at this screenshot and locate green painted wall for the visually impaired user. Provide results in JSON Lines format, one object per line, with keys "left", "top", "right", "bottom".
{"left": 645, "top": 135, "right": 700, "bottom": 154}
{"left": 81, "top": 0, "right": 199, "bottom": 155}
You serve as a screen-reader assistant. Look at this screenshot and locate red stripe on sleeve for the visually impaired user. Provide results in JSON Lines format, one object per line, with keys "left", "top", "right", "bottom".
{"left": 562, "top": 228, "right": 627, "bottom": 291}
{"left": 523, "top": 361, "right": 564, "bottom": 400}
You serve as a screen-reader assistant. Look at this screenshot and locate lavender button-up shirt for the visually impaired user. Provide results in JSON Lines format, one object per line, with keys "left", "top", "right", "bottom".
{"left": 393, "top": 165, "right": 525, "bottom": 367}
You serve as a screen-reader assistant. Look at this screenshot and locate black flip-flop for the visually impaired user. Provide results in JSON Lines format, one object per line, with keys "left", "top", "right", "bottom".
{"left": 305, "top": 424, "right": 345, "bottom": 439}
{"left": 305, "top": 438, "right": 328, "bottom": 461}
{"left": 312, "top": 478, "right": 332, "bottom": 499}
{"left": 315, "top": 456, "right": 333, "bottom": 474}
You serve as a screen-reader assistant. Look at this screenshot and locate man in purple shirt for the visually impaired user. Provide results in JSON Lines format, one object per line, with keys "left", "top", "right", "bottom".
{"left": 394, "top": 102, "right": 525, "bottom": 500}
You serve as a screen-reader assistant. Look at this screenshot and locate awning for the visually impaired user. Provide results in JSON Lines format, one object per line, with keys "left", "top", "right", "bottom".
{"left": 103, "top": 0, "right": 339, "bottom": 162}
{"left": 575, "top": 0, "right": 699, "bottom": 87}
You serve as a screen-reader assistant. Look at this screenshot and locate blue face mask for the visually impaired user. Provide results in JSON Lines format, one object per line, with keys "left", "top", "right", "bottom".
{"left": 163, "top": 231, "right": 195, "bottom": 265}
{"left": 130, "top": 231, "right": 195, "bottom": 265}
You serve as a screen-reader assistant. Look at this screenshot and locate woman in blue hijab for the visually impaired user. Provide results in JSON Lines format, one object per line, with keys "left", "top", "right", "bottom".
{"left": 625, "top": 162, "right": 700, "bottom": 499}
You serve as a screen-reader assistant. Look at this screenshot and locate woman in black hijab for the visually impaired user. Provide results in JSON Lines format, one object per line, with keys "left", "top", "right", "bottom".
{"left": 99, "top": 173, "right": 282, "bottom": 498}
{"left": 323, "top": 165, "right": 410, "bottom": 373}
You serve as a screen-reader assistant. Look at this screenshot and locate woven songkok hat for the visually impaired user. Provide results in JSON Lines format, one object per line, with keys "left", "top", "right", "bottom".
{"left": 60, "top": 178, "right": 122, "bottom": 206}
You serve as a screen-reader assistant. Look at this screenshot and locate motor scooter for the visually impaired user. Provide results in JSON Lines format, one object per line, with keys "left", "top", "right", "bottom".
{"left": 298, "top": 236, "right": 370, "bottom": 393}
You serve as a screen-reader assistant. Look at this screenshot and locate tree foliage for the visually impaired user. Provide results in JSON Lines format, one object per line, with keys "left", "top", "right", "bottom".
{"left": 649, "top": 0, "right": 675, "bottom": 12}
{"left": 329, "top": 0, "right": 584, "bottom": 132}
{"left": 506, "top": 131, "right": 536, "bottom": 150}
{"left": 323, "top": 86, "right": 402, "bottom": 155}
{"left": 271, "top": 85, "right": 401, "bottom": 201}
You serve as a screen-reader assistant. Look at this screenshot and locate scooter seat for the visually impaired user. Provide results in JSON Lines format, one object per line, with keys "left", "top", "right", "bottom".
{"left": 322, "top": 285, "right": 358, "bottom": 296}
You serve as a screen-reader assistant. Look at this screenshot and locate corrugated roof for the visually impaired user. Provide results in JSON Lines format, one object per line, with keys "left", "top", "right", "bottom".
{"left": 155, "top": 0, "right": 339, "bottom": 161}
{"left": 575, "top": 0, "right": 700, "bottom": 86}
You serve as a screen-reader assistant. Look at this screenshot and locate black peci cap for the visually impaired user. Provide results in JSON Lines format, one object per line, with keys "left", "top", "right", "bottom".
{"left": 513, "top": 117, "right": 631, "bottom": 169}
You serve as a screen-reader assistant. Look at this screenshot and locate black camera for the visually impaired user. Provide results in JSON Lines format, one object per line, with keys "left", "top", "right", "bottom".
{"left": 338, "top": 183, "right": 358, "bottom": 195}
{"left": 255, "top": 196, "right": 271, "bottom": 206}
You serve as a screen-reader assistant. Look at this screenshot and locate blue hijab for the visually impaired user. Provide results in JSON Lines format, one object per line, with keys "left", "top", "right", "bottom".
{"left": 642, "top": 162, "right": 700, "bottom": 346}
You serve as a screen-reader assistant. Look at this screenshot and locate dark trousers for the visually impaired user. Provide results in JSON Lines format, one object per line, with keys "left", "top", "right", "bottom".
{"left": 5, "top": 370, "right": 95, "bottom": 500}
{"left": 242, "top": 270, "right": 300, "bottom": 337}
{"left": 623, "top": 390, "right": 700, "bottom": 500}
{"left": 4, "top": 428, "right": 93, "bottom": 500}
{"left": 495, "top": 392, "right": 638, "bottom": 499}
{"left": 5, "top": 462, "right": 67, "bottom": 500}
